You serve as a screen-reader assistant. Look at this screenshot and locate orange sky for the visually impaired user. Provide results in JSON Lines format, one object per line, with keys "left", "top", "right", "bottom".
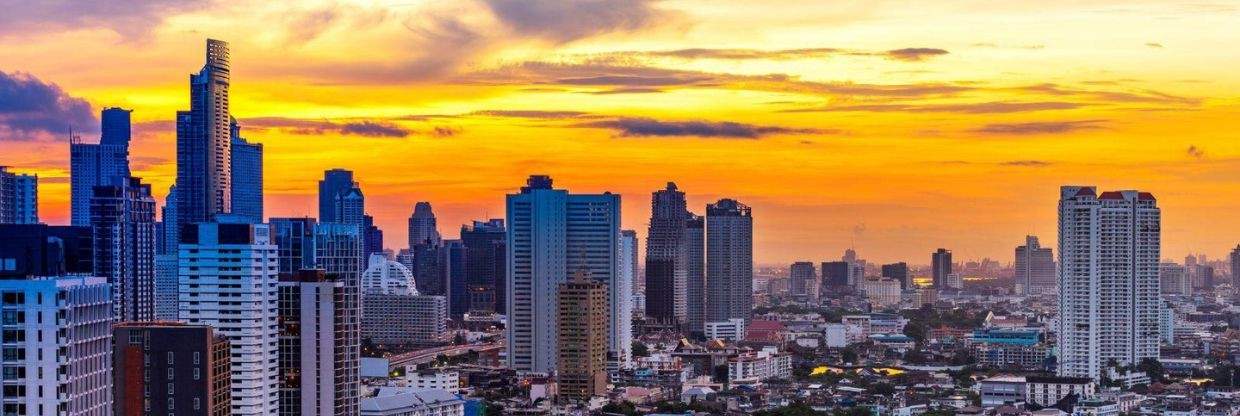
{"left": 1, "top": 0, "right": 1237, "bottom": 265}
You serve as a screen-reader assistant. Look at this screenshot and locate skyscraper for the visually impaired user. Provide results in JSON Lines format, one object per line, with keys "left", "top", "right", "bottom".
{"left": 461, "top": 219, "right": 506, "bottom": 314}
{"left": 318, "top": 169, "right": 355, "bottom": 224}
{"left": 705, "top": 198, "right": 753, "bottom": 325}
{"left": 506, "top": 175, "right": 620, "bottom": 374}
{"left": 160, "top": 185, "right": 178, "bottom": 254}
{"left": 310, "top": 223, "right": 363, "bottom": 409}
{"left": 1057, "top": 186, "right": 1160, "bottom": 380}
{"left": 362, "top": 214, "right": 384, "bottom": 264}
{"left": 1015, "top": 236, "right": 1056, "bottom": 295}
{"left": 336, "top": 186, "right": 365, "bottom": 227}
{"left": 556, "top": 271, "right": 609, "bottom": 402}
{"left": 90, "top": 176, "right": 157, "bottom": 321}
{"left": 271, "top": 217, "right": 319, "bottom": 274}
{"left": 644, "top": 182, "right": 691, "bottom": 326}
{"left": 0, "top": 167, "right": 37, "bottom": 224}
{"left": 931, "top": 248, "right": 952, "bottom": 288}
{"left": 113, "top": 322, "right": 231, "bottom": 416}
{"left": 278, "top": 270, "right": 359, "bottom": 416}
{"left": 683, "top": 215, "right": 705, "bottom": 335}
{"left": 1159, "top": 262, "right": 1189, "bottom": 296}
{"left": 615, "top": 229, "right": 637, "bottom": 365}
{"left": 443, "top": 239, "right": 468, "bottom": 318}
{"left": 179, "top": 221, "right": 280, "bottom": 415}
{"left": 230, "top": 126, "right": 264, "bottom": 223}
{"left": 70, "top": 107, "right": 131, "bottom": 226}
{"left": 789, "top": 261, "right": 817, "bottom": 301}
{"left": 176, "top": 39, "right": 234, "bottom": 227}
{"left": 407, "top": 202, "right": 441, "bottom": 248}
{"left": 0, "top": 276, "right": 114, "bottom": 416}
{"left": 820, "top": 261, "right": 850, "bottom": 290}
{"left": 1232, "top": 245, "right": 1240, "bottom": 287}
{"left": 0, "top": 224, "right": 93, "bottom": 277}
{"left": 881, "top": 262, "right": 910, "bottom": 290}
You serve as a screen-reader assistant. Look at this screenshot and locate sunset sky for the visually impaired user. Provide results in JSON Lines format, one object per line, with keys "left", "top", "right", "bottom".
{"left": 1, "top": 0, "right": 1237, "bottom": 265}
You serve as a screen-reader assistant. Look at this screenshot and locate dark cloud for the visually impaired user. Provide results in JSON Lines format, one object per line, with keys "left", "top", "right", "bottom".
{"left": 1146, "top": 42, "right": 1164, "bottom": 48}
{"left": 0, "top": 70, "right": 95, "bottom": 140}
{"left": 789, "top": 101, "right": 1082, "bottom": 114}
{"left": 885, "top": 48, "right": 950, "bottom": 61}
{"left": 430, "top": 126, "right": 460, "bottom": 137}
{"left": 481, "top": 0, "right": 672, "bottom": 44}
{"left": 973, "top": 120, "right": 1106, "bottom": 135}
{"left": 579, "top": 117, "right": 825, "bottom": 139}
{"left": 1187, "top": 145, "right": 1205, "bottom": 159}
{"left": 0, "top": 0, "right": 205, "bottom": 40}
{"left": 1000, "top": 160, "right": 1053, "bottom": 167}
{"left": 242, "top": 117, "right": 411, "bottom": 138}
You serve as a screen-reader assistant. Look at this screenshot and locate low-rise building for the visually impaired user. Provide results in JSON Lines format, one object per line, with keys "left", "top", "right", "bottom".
{"left": 360, "top": 387, "right": 464, "bottom": 416}
{"left": 979, "top": 376, "right": 1027, "bottom": 407}
{"left": 1026, "top": 375, "right": 1096, "bottom": 407}
{"left": 727, "top": 347, "right": 791, "bottom": 386}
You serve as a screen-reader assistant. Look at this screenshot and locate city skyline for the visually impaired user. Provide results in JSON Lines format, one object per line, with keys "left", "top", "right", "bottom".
{"left": 2, "top": 2, "right": 1239, "bottom": 264}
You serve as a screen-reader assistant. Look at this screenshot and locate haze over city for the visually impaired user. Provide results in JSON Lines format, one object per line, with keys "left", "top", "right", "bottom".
{"left": 2, "top": 1, "right": 1238, "bottom": 263}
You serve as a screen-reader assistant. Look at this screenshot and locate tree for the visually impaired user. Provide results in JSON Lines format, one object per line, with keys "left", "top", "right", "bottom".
{"left": 632, "top": 341, "right": 650, "bottom": 358}
{"left": 1137, "top": 357, "right": 1165, "bottom": 383}
{"left": 871, "top": 382, "right": 896, "bottom": 395}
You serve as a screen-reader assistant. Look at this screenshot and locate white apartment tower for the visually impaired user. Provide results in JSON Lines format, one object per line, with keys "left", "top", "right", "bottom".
{"left": 179, "top": 221, "right": 280, "bottom": 415}
{"left": 1057, "top": 186, "right": 1161, "bottom": 380}
{"left": 505, "top": 175, "right": 622, "bottom": 374}
{"left": 0, "top": 276, "right": 114, "bottom": 416}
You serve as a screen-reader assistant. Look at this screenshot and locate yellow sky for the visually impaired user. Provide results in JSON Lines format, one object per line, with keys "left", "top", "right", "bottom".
{"left": 1, "top": 0, "right": 1238, "bottom": 264}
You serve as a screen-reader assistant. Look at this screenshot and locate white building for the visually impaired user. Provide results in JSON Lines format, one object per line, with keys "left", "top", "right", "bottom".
{"left": 180, "top": 221, "right": 280, "bottom": 416}
{"left": 1016, "top": 235, "right": 1056, "bottom": 295}
{"left": 1057, "top": 187, "right": 1161, "bottom": 380}
{"left": 1159, "top": 262, "right": 1190, "bottom": 296}
{"left": 405, "top": 369, "right": 461, "bottom": 390}
{"left": 859, "top": 278, "right": 901, "bottom": 307}
{"left": 0, "top": 276, "right": 114, "bottom": 416}
{"left": 727, "top": 347, "right": 791, "bottom": 385}
{"left": 360, "top": 387, "right": 464, "bottom": 416}
{"left": 705, "top": 318, "right": 746, "bottom": 341}
{"left": 1026, "top": 375, "right": 1096, "bottom": 406}
{"left": 505, "top": 175, "right": 622, "bottom": 374}
{"left": 616, "top": 229, "right": 637, "bottom": 367}
{"left": 362, "top": 253, "right": 417, "bottom": 295}
{"left": 279, "top": 270, "right": 357, "bottom": 416}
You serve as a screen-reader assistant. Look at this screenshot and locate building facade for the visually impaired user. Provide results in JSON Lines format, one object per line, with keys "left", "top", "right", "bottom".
{"left": 932, "top": 248, "right": 952, "bottom": 288}
{"left": 90, "top": 176, "right": 157, "bottom": 321}
{"left": 318, "top": 169, "right": 355, "bottom": 224}
{"left": 789, "top": 261, "right": 817, "bottom": 302}
{"left": 229, "top": 131, "right": 263, "bottom": 223}
{"left": 705, "top": 199, "right": 753, "bottom": 326}
{"left": 278, "top": 270, "right": 358, "bottom": 416}
{"left": 407, "top": 202, "right": 441, "bottom": 248}
{"left": 557, "top": 272, "right": 609, "bottom": 402}
{"left": 69, "top": 107, "right": 131, "bottom": 226}
{"left": 1015, "top": 235, "right": 1055, "bottom": 295}
{"left": 176, "top": 39, "right": 233, "bottom": 228}
{"left": 461, "top": 219, "right": 505, "bottom": 315}
{"left": 361, "top": 294, "right": 447, "bottom": 346}
{"left": 113, "top": 322, "right": 231, "bottom": 416}
{"left": 645, "top": 182, "right": 692, "bottom": 327}
{"left": 0, "top": 167, "right": 37, "bottom": 225}
{"left": 1057, "top": 187, "right": 1161, "bottom": 380}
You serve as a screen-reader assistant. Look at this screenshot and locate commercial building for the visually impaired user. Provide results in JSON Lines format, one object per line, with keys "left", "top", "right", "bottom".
{"left": 820, "top": 261, "right": 850, "bottom": 291}
{"left": 789, "top": 261, "right": 817, "bottom": 302}
{"left": 113, "top": 322, "right": 231, "bottom": 416}
{"left": 179, "top": 221, "right": 280, "bottom": 415}
{"left": 69, "top": 107, "right": 131, "bottom": 226}
{"left": 407, "top": 202, "right": 441, "bottom": 248}
{"left": 705, "top": 199, "right": 753, "bottom": 326}
{"left": 278, "top": 269, "right": 358, "bottom": 416}
{"left": 362, "top": 293, "right": 447, "bottom": 346}
{"left": 175, "top": 39, "right": 234, "bottom": 228}
{"left": 229, "top": 133, "right": 263, "bottom": 223}
{"left": 0, "top": 276, "right": 114, "bottom": 416}
{"left": 90, "top": 176, "right": 157, "bottom": 321}
{"left": 881, "top": 262, "right": 910, "bottom": 290}
{"left": 0, "top": 167, "right": 37, "bottom": 225}
{"left": 644, "top": 182, "right": 693, "bottom": 327}
{"left": 0, "top": 224, "right": 93, "bottom": 278}
{"left": 932, "top": 248, "right": 952, "bottom": 288}
{"left": 1057, "top": 187, "right": 1161, "bottom": 380}
{"left": 556, "top": 271, "right": 609, "bottom": 402}
{"left": 860, "top": 277, "right": 902, "bottom": 307}
{"left": 359, "top": 388, "right": 464, "bottom": 416}
{"left": 1025, "top": 375, "right": 1096, "bottom": 407}
{"left": 460, "top": 219, "right": 505, "bottom": 315}
{"left": 1015, "top": 236, "right": 1055, "bottom": 295}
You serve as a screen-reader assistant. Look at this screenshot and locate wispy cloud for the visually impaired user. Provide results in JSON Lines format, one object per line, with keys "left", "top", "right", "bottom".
{"left": 884, "top": 48, "right": 949, "bottom": 61}
{"left": 578, "top": 117, "right": 826, "bottom": 138}
{"left": 242, "top": 117, "right": 412, "bottom": 138}
{"left": 0, "top": 70, "right": 95, "bottom": 140}
{"left": 788, "top": 101, "right": 1083, "bottom": 114}
{"left": 972, "top": 120, "right": 1106, "bottom": 135}
{"left": 0, "top": 0, "right": 206, "bottom": 40}
{"left": 1000, "top": 160, "right": 1053, "bottom": 167}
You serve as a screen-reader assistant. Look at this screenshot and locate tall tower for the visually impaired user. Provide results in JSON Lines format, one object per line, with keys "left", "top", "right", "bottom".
{"left": 230, "top": 119, "right": 264, "bottom": 224}
{"left": 461, "top": 219, "right": 506, "bottom": 314}
{"left": 70, "top": 107, "right": 131, "bottom": 226}
{"left": 1057, "top": 186, "right": 1161, "bottom": 380}
{"left": 1015, "top": 236, "right": 1055, "bottom": 294}
{"left": 90, "top": 176, "right": 157, "bottom": 321}
{"left": 881, "top": 262, "right": 910, "bottom": 290}
{"left": 407, "top": 202, "right": 442, "bottom": 248}
{"left": 789, "top": 261, "right": 817, "bottom": 301}
{"left": 683, "top": 215, "right": 705, "bottom": 334}
{"left": 176, "top": 39, "right": 233, "bottom": 227}
{"left": 705, "top": 198, "right": 753, "bottom": 325}
{"left": 505, "top": 175, "right": 620, "bottom": 374}
{"left": 1230, "top": 245, "right": 1239, "bottom": 287}
{"left": 644, "top": 182, "right": 691, "bottom": 326}
{"left": 556, "top": 270, "right": 609, "bottom": 402}
{"left": 931, "top": 248, "right": 952, "bottom": 288}
{"left": 318, "top": 169, "right": 355, "bottom": 223}
{"left": 278, "top": 270, "right": 358, "bottom": 416}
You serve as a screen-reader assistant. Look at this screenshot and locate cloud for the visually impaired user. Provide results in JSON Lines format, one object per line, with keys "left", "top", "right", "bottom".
{"left": 1146, "top": 42, "right": 1164, "bottom": 48}
{"left": 481, "top": 0, "right": 673, "bottom": 44}
{"left": 242, "top": 117, "right": 411, "bottom": 138}
{"left": 578, "top": 117, "right": 825, "bottom": 138}
{"left": 1000, "top": 160, "right": 1053, "bottom": 167}
{"left": 1187, "top": 145, "right": 1205, "bottom": 159}
{"left": 640, "top": 47, "right": 845, "bottom": 60}
{"left": 0, "top": 70, "right": 95, "bottom": 140}
{"left": 885, "top": 48, "right": 950, "bottom": 61}
{"left": 1017, "top": 83, "right": 1198, "bottom": 105}
{"left": 789, "top": 101, "right": 1083, "bottom": 114}
{"left": 471, "top": 110, "right": 593, "bottom": 119}
{"left": 972, "top": 120, "right": 1106, "bottom": 135}
{"left": 0, "top": 0, "right": 205, "bottom": 40}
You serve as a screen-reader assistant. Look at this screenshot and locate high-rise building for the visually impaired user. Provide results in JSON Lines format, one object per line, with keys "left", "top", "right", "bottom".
{"left": 1232, "top": 245, "right": 1240, "bottom": 287}
{"left": 179, "top": 221, "right": 280, "bottom": 415}
{"left": 683, "top": 215, "right": 705, "bottom": 335}
{"left": 362, "top": 214, "right": 384, "bottom": 265}
{"left": 230, "top": 127, "right": 263, "bottom": 223}
{"left": 154, "top": 254, "right": 179, "bottom": 320}
{"left": 407, "top": 202, "right": 441, "bottom": 248}
{"left": 113, "top": 322, "right": 231, "bottom": 416}
{"left": 1015, "top": 236, "right": 1056, "bottom": 295}
{"left": 1159, "top": 262, "right": 1190, "bottom": 296}
{"left": 362, "top": 253, "right": 416, "bottom": 295}
{"left": 336, "top": 187, "right": 365, "bottom": 227}
{"left": 556, "top": 271, "right": 609, "bottom": 402}
{"left": 0, "top": 167, "right": 37, "bottom": 224}
{"left": 1057, "top": 186, "right": 1160, "bottom": 380}
{"left": 411, "top": 243, "right": 444, "bottom": 296}
{"left": 278, "top": 269, "right": 358, "bottom": 416}
{"left": 361, "top": 294, "right": 447, "bottom": 346}
{"left": 931, "top": 248, "right": 952, "bottom": 288}
{"left": 309, "top": 223, "right": 363, "bottom": 410}
{"left": 461, "top": 219, "right": 505, "bottom": 315}
{"left": 0, "top": 276, "right": 115, "bottom": 416}
{"left": 0, "top": 224, "right": 93, "bottom": 278}
{"left": 505, "top": 175, "right": 621, "bottom": 374}
{"left": 614, "top": 230, "right": 637, "bottom": 366}
{"left": 318, "top": 169, "right": 355, "bottom": 224}
{"left": 70, "top": 107, "right": 131, "bottom": 226}
{"left": 90, "top": 176, "right": 157, "bottom": 321}
{"left": 705, "top": 198, "right": 753, "bottom": 325}
{"left": 644, "top": 183, "right": 690, "bottom": 326}
{"left": 176, "top": 39, "right": 234, "bottom": 227}
{"left": 442, "top": 239, "right": 468, "bottom": 318}
{"left": 160, "top": 185, "right": 179, "bottom": 254}
{"left": 821, "top": 261, "right": 850, "bottom": 290}
{"left": 789, "top": 261, "right": 817, "bottom": 301}
{"left": 881, "top": 262, "right": 910, "bottom": 289}
{"left": 271, "top": 217, "right": 319, "bottom": 274}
